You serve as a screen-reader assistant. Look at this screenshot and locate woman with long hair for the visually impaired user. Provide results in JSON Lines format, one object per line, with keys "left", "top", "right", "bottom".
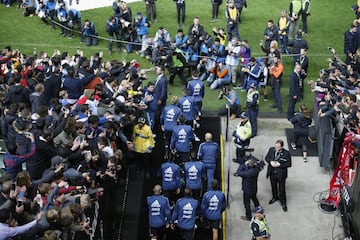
{"left": 290, "top": 104, "right": 312, "bottom": 162}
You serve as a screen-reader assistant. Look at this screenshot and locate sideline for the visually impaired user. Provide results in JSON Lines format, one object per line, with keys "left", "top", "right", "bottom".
{"left": 71, "top": 0, "right": 140, "bottom": 11}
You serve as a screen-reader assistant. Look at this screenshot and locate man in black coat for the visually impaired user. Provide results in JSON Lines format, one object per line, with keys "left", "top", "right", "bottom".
{"left": 234, "top": 158, "right": 260, "bottom": 221}
{"left": 265, "top": 139, "right": 292, "bottom": 212}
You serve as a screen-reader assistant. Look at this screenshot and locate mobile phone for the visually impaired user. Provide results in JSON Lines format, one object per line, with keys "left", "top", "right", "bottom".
{"left": 17, "top": 200, "right": 23, "bottom": 207}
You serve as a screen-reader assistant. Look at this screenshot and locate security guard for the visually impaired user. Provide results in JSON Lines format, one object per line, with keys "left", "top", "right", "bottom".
{"left": 246, "top": 82, "right": 259, "bottom": 137}
{"left": 232, "top": 112, "right": 252, "bottom": 165}
{"left": 250, "top": 206, "right": 271, "bottom": 240}
{"left": 301, "top": 0, "right": 310, "bottom": 34}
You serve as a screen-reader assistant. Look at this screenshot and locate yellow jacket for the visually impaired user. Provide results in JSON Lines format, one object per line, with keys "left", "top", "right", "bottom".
{"left": 133, "top": 124, "right": 155, "bottom": 153}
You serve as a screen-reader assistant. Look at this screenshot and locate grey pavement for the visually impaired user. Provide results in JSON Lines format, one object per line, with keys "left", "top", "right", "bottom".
{"left": 221, "top": 117, "right": 344, "bottom": 240}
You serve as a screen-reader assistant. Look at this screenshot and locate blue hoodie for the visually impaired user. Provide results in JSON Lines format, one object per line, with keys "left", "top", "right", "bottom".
{"left": 178, "top": 95, "right": 198, "bottom": 121}
{"left": 170, "top": 124, "right": 195, "bottom": 153}
{"left": 201, "top": 189, "right": 226, "bottom": 221}
{"left": 157, "top": 161, "right": 182, "bottom": 191}
{"left": 160, "top": 104, "right": 182, "bottom": 131}
{"left": 172, "top": 196, "right": 198, "bottom": 230}
{"left": 147, "top": 194, "right": 171, "bottom": 228}
{"left": 184, "top": 161, "right": 206, "bottom": 189}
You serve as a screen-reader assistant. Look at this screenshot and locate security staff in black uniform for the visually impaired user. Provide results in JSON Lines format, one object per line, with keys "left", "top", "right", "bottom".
{"left": 233, "top": 159, "right": 261, "bottom": 221}
{"left": 265, "top": 139, "right": 291, "bottom": 212}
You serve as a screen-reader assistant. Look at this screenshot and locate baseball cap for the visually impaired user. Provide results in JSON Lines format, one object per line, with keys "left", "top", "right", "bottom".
{"left": 255, "top": 206, "right": 264, "bottom": 214}
{"left": 138, "top": 117, "right": 146, "bottom": 124}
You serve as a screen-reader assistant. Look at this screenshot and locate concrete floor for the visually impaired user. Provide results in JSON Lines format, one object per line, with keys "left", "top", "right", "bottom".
{"left": 222, "top": 118, "right": 344, "bottom": 240}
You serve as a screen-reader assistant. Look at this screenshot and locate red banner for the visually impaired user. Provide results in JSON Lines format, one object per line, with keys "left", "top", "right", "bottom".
{"left": 323, "top": 133, "right": 357, "bottom": 208}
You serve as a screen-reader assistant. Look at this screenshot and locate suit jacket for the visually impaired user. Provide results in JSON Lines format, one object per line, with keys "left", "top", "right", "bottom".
{"left": 289, "top": 71, "right": 301, "bottom": 98}
{"left": 154, "top": 74, "right": 168, "bottom": 106}
{"left": 265, "top": 147, "right": 291, "bottom": 179}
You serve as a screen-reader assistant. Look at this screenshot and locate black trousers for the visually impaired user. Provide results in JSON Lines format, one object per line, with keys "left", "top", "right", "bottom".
{"left": 270, "top": 173, "right": 287, "bottom": 205}
{"left": 176, "top": 3, "right": 185, "bottom": 25}
{"left": 243, "top": 192, "right": 259, "bottom": 219}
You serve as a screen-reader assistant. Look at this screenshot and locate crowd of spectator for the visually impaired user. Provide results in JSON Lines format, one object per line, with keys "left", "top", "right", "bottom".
{"left": 2, "top": 0, "right": 360, "bottom": 238}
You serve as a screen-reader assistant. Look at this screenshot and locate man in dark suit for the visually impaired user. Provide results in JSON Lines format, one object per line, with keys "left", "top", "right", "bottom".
{"left": 287, "top": 63, "right": 303, "bottom": 121}
{"left": 265, "top": 139, "right": 292, "bottom": 212}
{"left": 154, "top": 65, "right": 168, "bottom": 123}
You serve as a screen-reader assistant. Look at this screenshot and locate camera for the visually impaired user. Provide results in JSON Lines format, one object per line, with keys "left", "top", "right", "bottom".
{"left": 218, "top": 91, "right": 224, "bottom": 100}
{"left": 218, "top": 87, "right": 226, "bottom": 100}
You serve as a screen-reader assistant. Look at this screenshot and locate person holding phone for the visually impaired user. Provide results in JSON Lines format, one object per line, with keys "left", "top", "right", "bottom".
{"left": 4, "top": 132, "right": 36, "bottom": 179}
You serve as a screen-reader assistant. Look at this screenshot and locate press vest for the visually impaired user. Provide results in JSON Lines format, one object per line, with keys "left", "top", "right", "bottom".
{"left": 250, "top": 217, "right": 270, "bottom": 238}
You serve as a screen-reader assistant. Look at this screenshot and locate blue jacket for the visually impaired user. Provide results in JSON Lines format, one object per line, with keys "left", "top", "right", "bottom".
{"left": 187, "top": 79, "right": 204, "bottom": 103}
{"left": 172, "top": 196, "right": 198, "bottom": 230}
{"left": 57, "top": 7, "right": 67, "bottom": 21}
{"left": 134, "top": 16, "right": 149, "bottom": 36}
{"left": 106, "top": 17, "right": 121, "bottom": 35}
{"left": 170, "top": 124, "right": 195, "bottom": 153}
{"left": 147, "top": 194, "right": 171, "bottom": 228}
{"left": 197, "top": 141, "right": 220, "bottom": 166}
{"left": 63, "top": 74, "right": 95, "bottom": 99}
{"left": 184, "top": 161, "right": 206, "bottom": 189}
{"left": 68, "top": 9, "right": 81, "bottom": 20}
{"left": 160, "top": 104, "right": 182, "bottom": 131}
{"left": 178, "top": 95, "right": 198, "bottom": 121}
{"left": 201, "top": 189, "right": 226, "bottom": 221}
{"left": 157, "top": 161, "right": 182, "bottom": 191}
{"left": 46, "top": 0, "right": 56, "bottom": 10}
{"left": 236, "top": 164, "right": 259, "bottom": 195}
{"left": 82, "top": 22, "right": 97, "bottom": 37}
{"left": 5, "top": 142, "right": 36, "bottom": 179}
{"left": 175, "top": 34, "right": 188, "bottom": 51}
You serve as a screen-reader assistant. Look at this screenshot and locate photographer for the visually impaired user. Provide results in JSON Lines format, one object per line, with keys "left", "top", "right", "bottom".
{"left": 82, "top": 19, "right": 98, "bottom": 46}
{"left": 233, "top": 159, "right": 261, "bottom": 221}
{"left": 208, "top": 61, "right": 230, "bottom": 90}
{"left": 168, "top": 46, "right": 188, "bottom": 86}
{"left": 218, "top": 85, "right": 241, "bottom": 120}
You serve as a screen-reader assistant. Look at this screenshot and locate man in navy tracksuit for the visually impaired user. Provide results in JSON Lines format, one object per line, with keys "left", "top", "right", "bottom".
{"left": 197, "top": 132, "right": 220, "bottom": 190}
{"left": 171, "top": 188, "right": 199, "bottom": 240}
{"left": 184, "top": 151, "right": 206, "bottom": 200}
{"left": 187, "top": 71, "right": 205, "bottom": 117}
{"left": 201, "top": 179, "right": 226, "bottom": 240}
{"left": 178, "top": 88, "right": 199, "bottom": 126}
{"left": 170, "top": 115, "right": 196, "bottom": 165}
{"left": 157, "top": 157, "right": 182, "bottom": 206}
{"left": 160, "top": 95, "right": 182, "bottom": 152}
{"left": 147, "top": 184, "right": 171, "bottom": 240}
{"left": 233, "top": 159, "right": 260, "bottom": 221}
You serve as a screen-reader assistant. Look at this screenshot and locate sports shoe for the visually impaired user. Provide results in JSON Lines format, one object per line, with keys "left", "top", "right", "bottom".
{"left": 303, "top": 157, "right": 307, "bottom": 163}
{"left": 241, "top": 216, "right": 251, "bottom": 221}
{"left": 264, "top": 98, "right": 268, "bottom": 102}
{"left": 291, "top": 142, "right": 296, "bottom": 150}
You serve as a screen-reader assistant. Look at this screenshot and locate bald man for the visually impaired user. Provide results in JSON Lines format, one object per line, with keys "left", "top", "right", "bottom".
{"left": 197, "top": 132, "right": 220, "bottom": 190}
{"left": 147, "top": 184, "right": 171, "bottom": 240}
